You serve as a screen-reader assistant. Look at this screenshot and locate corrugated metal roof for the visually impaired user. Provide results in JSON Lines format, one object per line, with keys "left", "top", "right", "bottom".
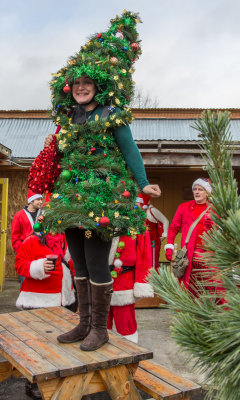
{"left": 0, "top": 119, "right": 55, "bottom": 158}
{"left": 0, "top": 118, "right": 240, "bottom": 158}
{"left": 131, "top": 119, "right": 198, "bottom": 141}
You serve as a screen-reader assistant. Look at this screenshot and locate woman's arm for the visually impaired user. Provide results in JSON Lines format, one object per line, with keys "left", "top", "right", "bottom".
{"left": 113, "top": 124, "right": 149, "bottom": 190}
{"left": 114, "top": 124, "right": 161, "bottom": 196}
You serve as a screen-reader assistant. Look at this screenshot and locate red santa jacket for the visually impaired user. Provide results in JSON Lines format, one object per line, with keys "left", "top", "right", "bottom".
{"left": 109, "top": 232, "right": 154, "bottom": 306}
{"left": 15, "top": 234, "right": 75, "bottom": 309}
{"left": 165, "top": 200, "right": 213, "bottom": 289}
{"left": 11, "top": 208, "right": 41, "bottom": 253}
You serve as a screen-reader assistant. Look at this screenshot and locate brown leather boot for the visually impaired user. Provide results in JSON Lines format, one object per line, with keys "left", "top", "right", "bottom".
{"left": 57, "top": 278, "right": 91, "bottom": 343}
{"left": 80, "top": 281, "right": 113, "bottom": 351}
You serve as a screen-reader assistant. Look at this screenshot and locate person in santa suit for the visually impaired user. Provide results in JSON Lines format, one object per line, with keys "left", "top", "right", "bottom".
{"left": 107, "top": 232, "right": 154, "bottom": 343}
{"left": 15, "top": 231, "right": 76, "bottom": 399}
{"left": 136, "top": 193, "right": 169, "bottom": 270}
{"left": 15, "top": 232, "right": 76, "bottom": 309}
{"left": 11, "top": 189, "right": 43, "bottom": 253}
{"left": 164, "top": 178, "right": 226, "bottom": 303}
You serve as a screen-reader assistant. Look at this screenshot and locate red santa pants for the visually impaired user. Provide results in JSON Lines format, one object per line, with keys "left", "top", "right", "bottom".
{"left": 107, "top": 304, "right": 137, "bottom": 336}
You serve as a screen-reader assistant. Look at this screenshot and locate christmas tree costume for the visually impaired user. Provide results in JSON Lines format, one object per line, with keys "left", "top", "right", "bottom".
{"left": 31, "top": 10, "right": 153, "bottom": 351}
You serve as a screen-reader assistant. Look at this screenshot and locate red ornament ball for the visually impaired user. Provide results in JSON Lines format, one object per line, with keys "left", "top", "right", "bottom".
{"left": 63, "top": 84, "right": 71, "bottom": 93}
{"left": 97, "top": 33, "right": 102, "bottom": 39}
{"left": 99, "top": 216, "right": 110, "bottom": 227}
{"left": 122, "top": 190, "right": 130, "bottom": 198}
{"left": 131, "top": 42, "right": 139, "bottom": 51}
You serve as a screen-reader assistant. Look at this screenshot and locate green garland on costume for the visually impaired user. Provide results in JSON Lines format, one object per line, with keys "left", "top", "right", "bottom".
{"left": 37, "top": 10, "right": 146, "bottom": 240}
{"left": 41, "top": 109, "right": 146, "bottom": 240}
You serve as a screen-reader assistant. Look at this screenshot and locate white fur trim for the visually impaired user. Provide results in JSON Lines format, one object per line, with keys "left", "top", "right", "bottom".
{"left": 61, "top": 263, "right": 76, "bottom": 306}
{"left": 113, "top": 259, "right": 123, "bottom": 268}
{"left": 136, "top": 197, "right": 143, "bottom": 204}
{"left": 64, "top": 247, "right": 71, "bottom": 263}
{"left": 111, "top": 289, "right": 135, "bottom": 306}
{"left": 16, "top": 291, "right": 61, "bottom": 309}
{"left": 30, "top": 259, "right": 50, "bottom": 280}
{"left": 164, "top": 244, "right": 174, "bottom": 251}
{"left": 192, "top": 178, "right": 212, "bottom": 193}
{"left": 28, "top": 194, "right": 43, "bottom": 203}
{"left": 90, "top": 279, "right": 113, "bottom": 286}
{"left": 134, "top": 282, "right": 154, "bottom": 299}
{"left": 23, "top": 208, "right": 37, "bottom": 228}
{"left": 109, "top": 237, "right": 120, "bottom": 265}
{"left": 123, "top": 331, "right": 138, "bottom": 344}
{"left": 142, "top": 205, "right": 148, "bottom": 210}
{"left": 75, "top": 277, "right": 88, "bottom": 280}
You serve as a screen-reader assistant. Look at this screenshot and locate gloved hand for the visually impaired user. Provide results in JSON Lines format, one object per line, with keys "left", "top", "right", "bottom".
{"left": 165, "top": 249, "right": 173, "bottom": 261}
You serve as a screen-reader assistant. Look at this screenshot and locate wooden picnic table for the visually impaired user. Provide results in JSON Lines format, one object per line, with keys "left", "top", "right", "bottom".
{"left": 0, "top": 306, "right": 153, "bottom": 399}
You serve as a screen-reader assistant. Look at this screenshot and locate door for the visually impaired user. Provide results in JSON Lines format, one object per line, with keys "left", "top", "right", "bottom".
{"left": 0, "top": 178, "right": 8, "bottom": 291}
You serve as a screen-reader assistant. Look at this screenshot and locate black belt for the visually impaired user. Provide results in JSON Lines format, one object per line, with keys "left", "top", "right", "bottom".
{"left": 110, "top": 265, "right": 135, "bottom": 274}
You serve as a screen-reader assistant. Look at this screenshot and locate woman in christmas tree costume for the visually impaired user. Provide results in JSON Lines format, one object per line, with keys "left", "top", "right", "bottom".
{"left": 40, "top": 10, "right": 160, "bottom": 351}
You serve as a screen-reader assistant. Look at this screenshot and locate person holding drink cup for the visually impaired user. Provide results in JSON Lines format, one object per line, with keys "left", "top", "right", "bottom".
{"left": 45, "top": 254, "right": 58, "bottom": 270}
{"left": 15, "top": 232, "right": 76, "bottom": 310}
{"left": 14, "top": 231, "right": 76, "bottom": 399}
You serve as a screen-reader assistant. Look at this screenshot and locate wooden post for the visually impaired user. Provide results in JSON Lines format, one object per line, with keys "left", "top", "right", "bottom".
{"left": 0, "top": 178, "right": 8, "bottom": 291}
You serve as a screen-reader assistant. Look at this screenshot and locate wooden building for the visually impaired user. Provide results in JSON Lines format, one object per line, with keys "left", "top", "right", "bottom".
{"left": 1, "top": 108, "right": 240, "bottom": 279}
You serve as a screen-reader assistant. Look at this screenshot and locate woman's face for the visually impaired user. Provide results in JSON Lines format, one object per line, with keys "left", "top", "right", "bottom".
{"left": 72, "top": 76, "right": 96, "bottom": 105}
{"left": 193, "top": 184, "right": 208, "bottom": 204}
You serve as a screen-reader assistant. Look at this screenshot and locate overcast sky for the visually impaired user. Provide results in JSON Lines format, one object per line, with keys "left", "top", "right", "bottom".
{"left": 1, "top": 0, "right": 239, "bottom": 110}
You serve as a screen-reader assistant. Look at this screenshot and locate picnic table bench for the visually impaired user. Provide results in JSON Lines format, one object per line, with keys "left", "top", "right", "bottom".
{"left": 0, "top": 306, "right": 201, "bottom": 399}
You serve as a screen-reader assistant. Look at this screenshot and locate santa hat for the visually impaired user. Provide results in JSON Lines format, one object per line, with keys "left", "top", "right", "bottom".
{"left": 136, "top": 193, "right": 151, "bottom": 209}
{"left": 49, "top": 10, "right": 142, "bottom": 120}
{"left": 28, "top": 189, "right": 43, "bottom": 204}
{"left": 192, "top": 178, "right": 212, "bottom": 193}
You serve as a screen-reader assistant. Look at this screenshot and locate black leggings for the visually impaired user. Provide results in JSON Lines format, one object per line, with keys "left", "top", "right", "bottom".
{"left": 65, "top": 228, "right": 112, "bottom": 284}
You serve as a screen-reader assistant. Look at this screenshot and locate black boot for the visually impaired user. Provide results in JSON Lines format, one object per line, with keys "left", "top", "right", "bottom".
{"left": 80, "top": 281, "right": 113, "bottom": 351}
{"left": 57, "top": 278, "right": 91, "bottom": 343}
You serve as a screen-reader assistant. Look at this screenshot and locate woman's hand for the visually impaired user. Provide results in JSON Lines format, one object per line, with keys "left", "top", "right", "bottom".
{"left": 44, "top": 134, "right": 54, "bottom": 148}
{"left": 43, "top": 259, "right": 55, "bottom": 273}
{"left": 142, "top": 184, "right": 161, "bottom": 198}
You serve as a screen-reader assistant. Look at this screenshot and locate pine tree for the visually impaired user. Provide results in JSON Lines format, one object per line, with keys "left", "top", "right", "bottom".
{"left": 149, "top": 111, "right": 240, "bottom": 400}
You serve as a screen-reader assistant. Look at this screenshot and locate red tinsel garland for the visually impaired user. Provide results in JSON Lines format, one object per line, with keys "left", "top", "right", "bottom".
{"left": 28, "top": 135, "right": 62, "bottom": 193}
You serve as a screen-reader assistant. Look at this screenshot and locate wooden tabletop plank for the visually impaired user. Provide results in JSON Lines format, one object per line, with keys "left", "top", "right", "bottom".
{"left": 28, "top": 308, "right": 152, "bottom": 366}
{"left": 49, "top": 307, "right": 80, "bottom": 323}
{"left": 14, "top": 311, "right": 108, "bottom": 369}
{"left": 49, "top": 308, "right": 153, "bottom": 363}
{"left": 13, "top": 309, "right": 145, "bottom": 373}
{"left": 0, "top": 327, "right": 58, "bottom": 382}
{"left": 139, "top": 360, "right": 201, "bottom": 395}
{"left": 108, "top": 332, "right": 153, "bottom": 360}
{"left": 0, "top": 314, "right": 87, "bottom": 376}
{"left": 0, "top": 307, "right": 153, "bottom": 382}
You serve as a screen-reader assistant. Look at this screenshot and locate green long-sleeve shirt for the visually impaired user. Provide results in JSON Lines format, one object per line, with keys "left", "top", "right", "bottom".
{"left": 87, "top": 107, "right": 149, "bottom": 190}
